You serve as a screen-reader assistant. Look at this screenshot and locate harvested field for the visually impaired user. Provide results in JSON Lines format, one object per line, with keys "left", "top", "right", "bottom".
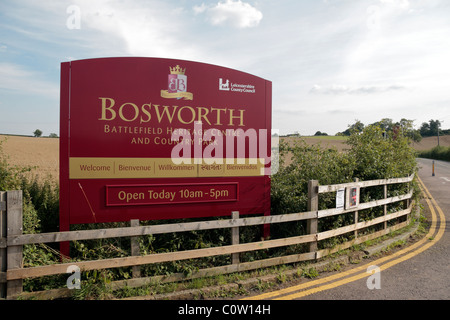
{"left": 410, "top": 135, "right": 450, "bottom": 151}
{"left": 0, "top": 134, "right": 59, "bottom": 181}
{"left": 289, "top": 135, "right": 450, "bottom": 153}
{"left": 283, "top": 136, "right": 349, "bottom": 152}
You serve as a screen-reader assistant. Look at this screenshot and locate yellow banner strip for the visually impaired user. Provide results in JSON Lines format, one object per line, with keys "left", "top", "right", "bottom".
{"left": 69, "top": 157, "right": 265, "bottom": 179}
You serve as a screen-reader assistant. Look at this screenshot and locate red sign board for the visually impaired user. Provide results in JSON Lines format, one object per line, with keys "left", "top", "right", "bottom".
{"left": 60, "top": 57, "right": 272, "bottom": 230}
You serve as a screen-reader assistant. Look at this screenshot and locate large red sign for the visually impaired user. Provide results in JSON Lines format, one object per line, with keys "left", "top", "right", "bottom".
{"left": 60, "top": 57, "right": 272, "bottom": 230}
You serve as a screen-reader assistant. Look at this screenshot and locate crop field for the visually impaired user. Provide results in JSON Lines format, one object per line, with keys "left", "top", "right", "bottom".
{"left": 1, "top": 134, "right": 449, "bottom": 184}
{"left": 0, "top": 134, "right": 59, "bottom": 181}
{"left": 410, "top": 135, "right": 450, "bottom": 151}
{"left": 290, "top": 135, "right": 349, "bottom": 152}
{"left": 298, "top": 134, "right": 450, "bottom": 152}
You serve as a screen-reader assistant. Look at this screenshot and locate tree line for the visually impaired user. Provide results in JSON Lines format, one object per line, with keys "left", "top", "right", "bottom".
{"left": 334, "top": 118, "right": 448, "bottom": 142}
{"left": 419, "top": 119, "right": 450, "bottom": 137}
{"left": 33, "top": 129, "right": 58, "bottom": 138}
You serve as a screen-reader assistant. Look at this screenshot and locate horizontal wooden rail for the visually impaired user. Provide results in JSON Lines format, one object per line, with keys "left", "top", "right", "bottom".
{"left": 7, "top": 200, "right": 414, "bottom": 281}
{"left": 316, "top": 219, "right": 410, "bottom": 259}
{"left": 318, "top": 174, "right": 414, "bottom": 193}
{"left": 8, "top": 188, "right": 412, "bottom": 247}
{"left": 318, "top": 189, "right": 413, "bottom": 218}
{"left": 7, "top": 234, "right": 316, "bottom": 280}
{"left": 318, "top": 206, "right": 411, "bottom": 241}
{"left": 7, "top": 210, "right": 317, "bottom": 246}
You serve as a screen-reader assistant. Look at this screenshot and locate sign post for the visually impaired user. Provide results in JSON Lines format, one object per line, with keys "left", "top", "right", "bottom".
{"left": 60, "top": 57, "right": 272, "bottom": 254}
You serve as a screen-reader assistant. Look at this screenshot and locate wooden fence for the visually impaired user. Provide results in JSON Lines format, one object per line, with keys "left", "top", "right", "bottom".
{"left": 0, "top": 174, "right": 415, "bottom": 299}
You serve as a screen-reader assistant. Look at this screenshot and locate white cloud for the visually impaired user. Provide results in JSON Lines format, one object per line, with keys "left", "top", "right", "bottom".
{"left": 379, "top": 0, "right": 410, "bottom": 10}
{"left": 193, "top": 3, "right": 208, "bottom": 14}
{"left": 309, "top": 84, "right": 406, "bottom": 95}
{"left": 68, "top": 0, "right": 202, "bottom": 59}
{"left": 194, "top": 0, "right": 263, "bottom": 28}
{"left": 0, "top": 63, "right": 58, "bottom": 98}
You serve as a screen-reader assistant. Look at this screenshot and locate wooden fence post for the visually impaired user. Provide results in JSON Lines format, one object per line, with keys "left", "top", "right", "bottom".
{"left": 6, "top": 190, "right": 23, "bottom": 299}
{"left": 231, "top": 211, "right": 240, "bottom": 265}
{"left": 353, "top": 178, "right": 359, "bottom": 239}
{"left": 130, "top": 219, "right": 141, "bottom": 278}
{"left": 0, "top": 192, "right": 6, "bottom": 299}
{"left": 384, "top": 184, "right": 388, "bottom": 229}
{"left": 403, "top": 183, "right": 410, "bottom": 224}
{"left": 307, "top": 180, "right": 318, "bottom": 255}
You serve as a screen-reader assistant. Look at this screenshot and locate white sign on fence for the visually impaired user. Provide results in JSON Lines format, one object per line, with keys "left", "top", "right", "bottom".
{"left": 336, "top": 188, "right": 345, "bottom": 209}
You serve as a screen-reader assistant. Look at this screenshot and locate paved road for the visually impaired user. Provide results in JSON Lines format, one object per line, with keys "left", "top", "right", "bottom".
{"left": 420, "top": 158, "right": 450, "bottom": 210}
{"left": 246, "top": 158, "right": 450, "bottom": 300}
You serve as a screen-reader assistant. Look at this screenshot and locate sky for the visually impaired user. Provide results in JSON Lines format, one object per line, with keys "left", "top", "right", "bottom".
{"left": 1, "top": 0, "right": 450, "bottom": 136}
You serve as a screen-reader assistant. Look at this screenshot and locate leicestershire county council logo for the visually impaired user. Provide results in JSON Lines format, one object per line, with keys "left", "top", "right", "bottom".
{"left": 161, "top": 65, "right": 193, "bottom": 100}
{"left": 219, "top": 78, "right": 230, "bottom": 91}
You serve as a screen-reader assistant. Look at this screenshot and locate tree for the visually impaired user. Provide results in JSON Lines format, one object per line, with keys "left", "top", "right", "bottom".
{"left": 342, "top": 120, "right": 364, "bottom": 136}
{"left": 33, "top": 129, "right": 43, "bottom": 137}
{"left": 398, "top": 118, "right": 421, "bottom": 142}
{"left": 372, "top": 118, "right": 394, "bottom": 132}
{"left": 345, "top": 118, "right": 421, "bottom": 142}
{"left": 347, "top": 124, "right": 417, "bottom": 180}
{"left": 420, "top": 119, "right": 442, "bottom": 137}
{"left": 420, "top": 122, "right": 430, "bottom": 136}
{"left": 429, "top": 120, "right": 441, "bottom": 136}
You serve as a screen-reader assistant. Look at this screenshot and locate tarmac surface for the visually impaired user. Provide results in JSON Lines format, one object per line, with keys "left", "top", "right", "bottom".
{"left": 274, "top": 158, "right": 450, "bottom": 300}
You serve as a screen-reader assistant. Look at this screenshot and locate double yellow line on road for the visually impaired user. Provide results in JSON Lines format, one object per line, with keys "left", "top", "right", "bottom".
{"left": 243, "top": 177, "right": 446, "bottom": 300}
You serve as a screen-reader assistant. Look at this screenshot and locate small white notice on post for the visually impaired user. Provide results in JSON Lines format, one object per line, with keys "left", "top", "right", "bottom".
{"left": 336, "top": 188, "right": 345, "bottom": 209}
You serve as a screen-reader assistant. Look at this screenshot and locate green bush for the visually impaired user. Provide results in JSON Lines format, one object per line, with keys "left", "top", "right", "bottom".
{"left": 347, "top": 125, "right": 417, "bottom": 180}
{"left": 0, "top": 138, "right": 60, "bottom": 235}
{"left": 0, "top": 138, "right": 61, "bottom": 291}
{"left": 419, "top": 146, "right": 450, "bottom": 161}
{"left": 270, "top": 139, "right": 355, "bottom": 239}
{"left": 271, "top": 124, "right": 418, "bottom": 247}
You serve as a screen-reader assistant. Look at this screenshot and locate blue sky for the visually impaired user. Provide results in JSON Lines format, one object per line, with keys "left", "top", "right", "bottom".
{"left": 1, "top": 0, "right": 450, "bottom": 136}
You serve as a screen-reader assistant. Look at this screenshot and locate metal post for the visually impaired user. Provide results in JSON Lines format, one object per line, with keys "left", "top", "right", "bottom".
{"left": 432, "top": 160, "right": 435, "bottom": 176}
{"left": 438, "top": 128, "right": 440, "bottom": 147}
